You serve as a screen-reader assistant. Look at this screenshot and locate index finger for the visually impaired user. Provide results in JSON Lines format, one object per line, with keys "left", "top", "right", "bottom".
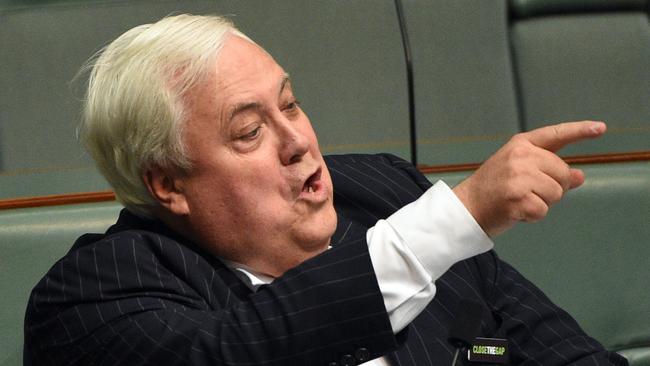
{"left": 523, "top": 121, "right": 607, "bottom": 152}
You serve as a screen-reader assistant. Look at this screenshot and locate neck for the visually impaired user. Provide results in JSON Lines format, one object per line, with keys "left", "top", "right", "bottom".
{"left": 155, "top": 209, "right": 330, "bottom": 277}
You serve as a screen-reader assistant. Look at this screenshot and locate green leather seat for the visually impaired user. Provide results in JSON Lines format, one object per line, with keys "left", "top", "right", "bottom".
{"left": 0, "top": 0, "right": 224, "bottom": 199}
{"left": 0, "top": 202, "right": 122, "bottom": 366}
{"left": 509, "top": 0, "right": 650, "bottom": 156}
{"left": 404, "top": 0, "right": 520, "bottom": 165}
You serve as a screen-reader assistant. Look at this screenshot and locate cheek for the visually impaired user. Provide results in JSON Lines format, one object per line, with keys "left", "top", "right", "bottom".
{"left": 193, "top": 166, "right": 287, "bottom": 215}
{"left": 186, "top": 177, "right": 276, "bottom": 237}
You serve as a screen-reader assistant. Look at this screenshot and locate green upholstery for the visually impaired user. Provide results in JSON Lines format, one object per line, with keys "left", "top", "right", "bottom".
{"left": 0, "top": 166, "right": 111, "bottom": 199}
{"left": 509, "top": 3, "right": 650, "bottom": 155}
{"left": 427, "top": 162, "right": 650, "bottom": 364}
{"left": 510, "top": 0, "right": 647, "bottom": 18}
{"left": 0, "top": 0, "right": 224, "bottom": 196}
{"left": 0, "top": 201, "right": 122, "bottom": 366}
{"left": 404, "top": 0, "right": 520, "bottom": 165}
{"left": 620, "top": 348, "right": 650, "bottom": 366}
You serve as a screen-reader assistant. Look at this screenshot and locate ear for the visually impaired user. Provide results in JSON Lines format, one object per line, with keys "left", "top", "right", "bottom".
{"left": 143, "top": 165, "right": 190, "bottom": 216}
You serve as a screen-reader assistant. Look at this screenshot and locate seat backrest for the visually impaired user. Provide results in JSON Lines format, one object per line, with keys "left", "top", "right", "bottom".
{"left": 0, "top": 0, "right": 226, "bottom": 198}
{"left": 509, "top": 0, "right": 650, "bottom": 156}
{"left": 0, "top": 201, "right": 122, "bottom": 366}
{"left": 404, "top": 0, "right": 521, "bottom": 165}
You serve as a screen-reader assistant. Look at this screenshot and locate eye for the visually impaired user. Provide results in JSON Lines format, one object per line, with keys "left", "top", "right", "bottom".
{"left": 239, "top": 126, "right": 261, "bottom": 141}
{"left": 283, "top": 100, "right": 301, "bottom": 113}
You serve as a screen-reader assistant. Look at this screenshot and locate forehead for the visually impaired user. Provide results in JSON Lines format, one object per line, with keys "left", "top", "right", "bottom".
{"left": 183, "top": 35, "right": 287, "bottom": 125}
{"left": 214, "top": 35, "right": 285, "bottom": 91}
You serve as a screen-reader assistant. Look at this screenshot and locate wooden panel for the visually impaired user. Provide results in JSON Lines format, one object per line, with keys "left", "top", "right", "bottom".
{"left": 0, "top": 191, "right": 115, "bottom": 210}
{"left": 419, "top": 151, "right": 650, "bottom": 174}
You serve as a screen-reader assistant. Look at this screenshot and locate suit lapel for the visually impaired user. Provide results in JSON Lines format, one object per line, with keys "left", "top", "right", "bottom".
{"left": 330, "top": 212, "right": 369, "bottom": 248}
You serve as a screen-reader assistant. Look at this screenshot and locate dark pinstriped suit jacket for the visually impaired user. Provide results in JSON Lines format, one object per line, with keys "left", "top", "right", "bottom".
{"left": 24, "top": 154, "right": 627, "bottom": 366}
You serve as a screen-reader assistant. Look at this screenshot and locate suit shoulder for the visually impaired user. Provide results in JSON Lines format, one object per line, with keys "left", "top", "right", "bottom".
{"left": 324, "top": 153, "right": 406, "bottom": 167}
{"left": 326, "top": 153, "right": 432, "bottom": 225}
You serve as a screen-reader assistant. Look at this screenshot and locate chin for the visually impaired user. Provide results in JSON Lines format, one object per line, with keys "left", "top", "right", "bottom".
{"left": 299, "top": 209, "right": 337, "bottom": 251}
{"left": 300, "top": 227, "right": 336, "bottom": 252}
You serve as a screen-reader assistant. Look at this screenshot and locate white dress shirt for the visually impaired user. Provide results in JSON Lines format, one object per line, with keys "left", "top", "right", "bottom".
{"left": 223, "top": 180, "right": 493, "bottom": 365}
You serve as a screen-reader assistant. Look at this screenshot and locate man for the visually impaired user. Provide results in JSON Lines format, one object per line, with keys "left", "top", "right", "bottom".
{"left": 24, "top": 14, "right": 626, "bottom": 365}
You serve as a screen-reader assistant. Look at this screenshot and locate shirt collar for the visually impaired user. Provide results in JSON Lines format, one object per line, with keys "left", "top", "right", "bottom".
{"left": 220, "top": 246, "right": 333, "bottom": 292}
{"left": 220, "top": 259, "right": 275, "bottom": 291}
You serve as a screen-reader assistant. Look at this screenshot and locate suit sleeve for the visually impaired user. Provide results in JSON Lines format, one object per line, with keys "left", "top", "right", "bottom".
{"left": 24, "top": 228, "right": 399, "bottom": 366}
{"left": 476, "top": 250, "right": 628, "bottom": 365}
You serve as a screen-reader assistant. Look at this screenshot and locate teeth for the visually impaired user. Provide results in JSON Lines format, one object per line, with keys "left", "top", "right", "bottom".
{"left": 308, "top": 186, "right": 314, "bottom": 193}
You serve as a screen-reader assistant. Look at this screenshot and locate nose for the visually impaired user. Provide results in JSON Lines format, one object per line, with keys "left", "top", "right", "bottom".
{"left": 277, "top": 118, "right": 310, "bottom": 165}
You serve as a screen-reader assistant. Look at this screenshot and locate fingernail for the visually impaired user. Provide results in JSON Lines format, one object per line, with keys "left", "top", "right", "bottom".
{"left": 590, "top": 121, "right": 606, "bottom": 134}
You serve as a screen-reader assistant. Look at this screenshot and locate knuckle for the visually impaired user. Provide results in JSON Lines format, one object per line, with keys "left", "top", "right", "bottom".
{"left": 509, "top": 133, "right": 528, "bottom": 145}
{"left": 522, "top": 199, "right": 548, "bottom": 222}
{"left": 510, "top": 133, "right": 524, "bottom": 142}
{"left": 542, "top": 183, "right": 564, "bottom": 205}
{"left": 551, "top": 184, "right": 564, "bottom": 203}
{"left": 559, "top": 167, "right": 572, "bottom": 191}
{"left": 562, "top": 177, "right": 572, "bottom": 193}
{"left": 504, "top": 163, "right": 530, "bottom": 186}
{"left": 504, "top": 182, "right": 526, "bottom": 202}
{"left": 508, "top": 144, "right": 530, "bottom": 160}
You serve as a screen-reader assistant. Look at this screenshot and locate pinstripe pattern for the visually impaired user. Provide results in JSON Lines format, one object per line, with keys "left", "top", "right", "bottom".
{"left": 24, "top": 154, "right": 627, "bottom": 365}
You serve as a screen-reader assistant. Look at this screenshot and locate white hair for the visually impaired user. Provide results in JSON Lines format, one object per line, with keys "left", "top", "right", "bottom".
{"left": 80, "top": 14, "right": 252, "bottom": 218}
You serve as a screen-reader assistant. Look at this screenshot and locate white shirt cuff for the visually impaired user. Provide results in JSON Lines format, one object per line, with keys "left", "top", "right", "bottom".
{"left": 386, "top": 180, "right": 493, "bottom": 279}
{"left": 366, "top": 180, "right": 493, "bottom": 333}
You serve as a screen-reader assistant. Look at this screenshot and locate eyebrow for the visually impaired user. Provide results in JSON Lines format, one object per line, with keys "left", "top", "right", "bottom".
{"left": 279, "top": 73, "right": 290, "bottom": 96}
{"left": 227, "top": 73, "right": 292, "bottom": 123}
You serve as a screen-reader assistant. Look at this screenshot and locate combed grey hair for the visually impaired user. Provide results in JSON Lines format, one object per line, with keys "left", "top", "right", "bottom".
{"left": 80, "top": 14, "right": 252, "bottom": 218}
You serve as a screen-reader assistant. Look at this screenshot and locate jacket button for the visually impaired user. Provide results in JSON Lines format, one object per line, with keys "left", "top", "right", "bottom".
{"left": 328, "top": 362, "right": 339, "bottom": 366}
{"left": 355, "top": 347, "right": 371, "bottom": 362}
{"left": 340, "top": 354, "right": 356, "bottom": 366}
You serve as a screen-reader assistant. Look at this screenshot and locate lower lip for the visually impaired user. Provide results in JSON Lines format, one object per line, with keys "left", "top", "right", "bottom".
{"left": 298, "top": 180, "right": 329, "bottom": 203}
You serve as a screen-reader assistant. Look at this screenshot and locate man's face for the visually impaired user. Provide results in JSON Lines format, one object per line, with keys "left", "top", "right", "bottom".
{"left": 176, "top": 35, "right": 337, "bottom": 276}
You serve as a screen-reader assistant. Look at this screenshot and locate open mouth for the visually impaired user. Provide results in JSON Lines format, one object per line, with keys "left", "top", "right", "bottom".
{"left": 302, "top": 167, "right": 322, "bottom": 194}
